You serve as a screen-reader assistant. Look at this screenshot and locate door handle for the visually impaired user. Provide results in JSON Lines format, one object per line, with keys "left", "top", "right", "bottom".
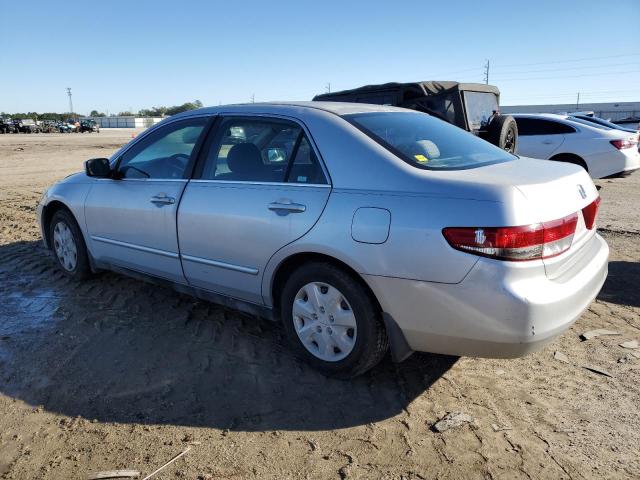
{"left": 268, "top": 201, "right": 306, "bottom": 214}
{"left": 150, "top": 193, "right": 175, "bottom": 205}
{"left": 542, "top": 140, "right": 554, "bottom": 145}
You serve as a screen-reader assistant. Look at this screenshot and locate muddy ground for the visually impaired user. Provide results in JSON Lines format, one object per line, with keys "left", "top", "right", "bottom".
{"left": 0, "top": 130, "right": 638, "bottom": 479}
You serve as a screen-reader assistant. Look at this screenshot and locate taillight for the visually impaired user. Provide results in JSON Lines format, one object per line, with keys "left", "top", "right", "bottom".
{"left": 442, "top": 212, "right": 578, "bottom": 262}
{"left": 610, "top": 138, "right": 638, "bottom": 150}
{"left": 582, "top": 196, "right": 600, "bottom": 230}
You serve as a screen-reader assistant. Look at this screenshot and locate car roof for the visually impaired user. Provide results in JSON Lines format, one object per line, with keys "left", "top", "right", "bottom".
{"left": 511, "top": 113, "right": 570, "bottom": 121}
{"left": 172, "top": 101, "right": 410, "bottom": 119}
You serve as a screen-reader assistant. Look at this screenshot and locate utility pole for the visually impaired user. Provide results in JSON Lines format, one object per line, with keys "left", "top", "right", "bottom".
{"left": 250, "top": 94, "right": 255, "bottom": 103}
{"left": 483, "top": 60, "right": 490, "bottom": 85}
{"left": 576, "top": 92, "right": 580, "bottom": 110}
{"left": 326, "top": 82, "right": 331, "bottom": 93}
{"left": 66, "top": 88, "right": 74, "bottom": 118}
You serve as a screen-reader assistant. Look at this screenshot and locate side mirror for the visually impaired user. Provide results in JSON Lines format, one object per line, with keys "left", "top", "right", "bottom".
{"left": 85, "top": 158, "right": 112, "bottom": 178}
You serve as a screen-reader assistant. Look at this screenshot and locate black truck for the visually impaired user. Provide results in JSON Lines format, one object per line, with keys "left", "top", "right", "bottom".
{"left": 314, "top": 81, "right": 518, "bottom": 153}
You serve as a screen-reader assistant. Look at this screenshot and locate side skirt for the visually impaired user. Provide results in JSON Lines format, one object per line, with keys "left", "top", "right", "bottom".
{"left": 94, "top": 260, "right": 276, "bottom": 322}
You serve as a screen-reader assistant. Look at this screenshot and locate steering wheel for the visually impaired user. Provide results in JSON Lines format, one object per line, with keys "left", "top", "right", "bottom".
{"left": 166, "top": 153, "right": 190, "bottom": 178}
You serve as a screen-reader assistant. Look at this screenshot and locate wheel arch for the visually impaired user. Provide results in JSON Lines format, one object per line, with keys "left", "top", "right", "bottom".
{"left": 41, "top": 200, "right": 77, "bottom": 249}
{"left": 270, "top": 252, "right": 382, "bottom": 315}
{"left": 549, "top": 152, "right": 589, "bottom": 172}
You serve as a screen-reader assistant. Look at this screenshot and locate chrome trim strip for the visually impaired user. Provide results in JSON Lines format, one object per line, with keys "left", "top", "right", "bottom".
{"left": 91, "top": 236, "right": 179, "bottom": 259}
{"left": 93, "top": 178, "right": 188, "bottom": 182}
{"left": 189, "top": 179, "right": 330, "bottom": 188}
{"left": 181, "top": 254, "right": 259, "bottom": 275}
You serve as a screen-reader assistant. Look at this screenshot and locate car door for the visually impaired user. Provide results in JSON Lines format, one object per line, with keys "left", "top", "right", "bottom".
{"left": 84, "top": 116, "right": 210, "bottom": 283}
{"left": 178, "top": 115, "right": 331, "bottom": 304}
{"left": 515, "top": 118, "right": 571, "bottom": 159}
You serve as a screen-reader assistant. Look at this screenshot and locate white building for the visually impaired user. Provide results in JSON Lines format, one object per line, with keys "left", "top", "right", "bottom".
{"left": 502, "top": 101, "right": 640, "bottom": 124}
{"left": 89, "top": 116, "right": 164, "bottom": 128}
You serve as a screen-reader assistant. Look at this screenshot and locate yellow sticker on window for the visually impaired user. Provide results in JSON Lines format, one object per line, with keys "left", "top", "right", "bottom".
{"left": 414, "top": 154, "right": 428, "bottom": 163}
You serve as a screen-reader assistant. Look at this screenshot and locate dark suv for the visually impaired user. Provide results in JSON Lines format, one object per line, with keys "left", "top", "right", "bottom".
{"left": 0, "top": 118, "right": 15, "bottom": 133}
{"left": 314, "top": 81, "right": 518, "bottom": 153}
{"left": 79, "top": 119, "right": 100, "bottom": 133}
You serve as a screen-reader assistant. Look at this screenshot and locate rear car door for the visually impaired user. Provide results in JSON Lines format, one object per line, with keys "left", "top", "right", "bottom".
{"left": 516, "top": 118, "right": 573, "bottom": 158}
{"left": 85, "top": 117, "right": 210, "bottom": 283}
{"left": 178, "top": 115, "right": 331, "bottom": 304}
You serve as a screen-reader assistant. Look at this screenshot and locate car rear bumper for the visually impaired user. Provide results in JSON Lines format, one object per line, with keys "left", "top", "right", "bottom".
{"left": 364, "top": 233, "right": 609, "bottom": 358}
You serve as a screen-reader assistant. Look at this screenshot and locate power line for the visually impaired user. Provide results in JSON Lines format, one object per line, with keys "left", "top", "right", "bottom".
{"left": 491, "top": 61, "right": 640, "bottom": 76}
{"left": 495, "top": 52, "right": 640, "bottom": 69}
{"left": 493, "top": 69, "right": 640, "bottom": 82}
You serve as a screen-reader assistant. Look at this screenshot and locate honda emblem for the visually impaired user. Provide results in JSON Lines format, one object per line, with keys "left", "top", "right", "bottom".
{"left": 577, "top": 184, "right": 587, "bottom": 199}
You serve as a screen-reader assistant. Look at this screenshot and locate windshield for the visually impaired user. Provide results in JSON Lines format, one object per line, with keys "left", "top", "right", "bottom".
{"left": 463, "top": 91, "right": 499, "bottom": 130}
{"left": 345, "top": 111, "right": 515, "bottom": 170}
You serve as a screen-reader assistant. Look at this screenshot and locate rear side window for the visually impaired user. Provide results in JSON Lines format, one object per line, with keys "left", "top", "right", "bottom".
{"left": 345, "top": 111, "right": 514, "bottom": 170}
{"left": 516, "top": 118, "right": 576, "bottom": 136}
{"left": 199, "top": 117, "right": 326, "bottom": 184}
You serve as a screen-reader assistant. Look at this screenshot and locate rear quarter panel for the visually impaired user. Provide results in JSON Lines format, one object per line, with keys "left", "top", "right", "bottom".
{"left": 262, "top": 188, "right": 529, "bottom": 306}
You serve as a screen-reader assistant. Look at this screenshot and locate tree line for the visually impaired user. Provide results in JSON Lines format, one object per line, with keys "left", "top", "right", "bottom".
{"left": 1, "top": 100, "right": 204, "bottom": 121}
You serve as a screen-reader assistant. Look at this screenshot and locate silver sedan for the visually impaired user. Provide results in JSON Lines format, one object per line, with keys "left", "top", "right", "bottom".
{"left": 37, "top": 102, "right": 609, "bottom": 377}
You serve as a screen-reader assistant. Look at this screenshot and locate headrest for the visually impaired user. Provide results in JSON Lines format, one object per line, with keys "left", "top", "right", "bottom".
{"left": 226, "top": 143, "right": 264, "bottom": 175}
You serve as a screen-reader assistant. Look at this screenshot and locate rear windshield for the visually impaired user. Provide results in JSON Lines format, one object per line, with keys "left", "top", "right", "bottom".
{"left": 463, "top": 91, "right": 499, "bottom": 130}
{"left": 345, "top": 111, "right": 514, "bottom": 170}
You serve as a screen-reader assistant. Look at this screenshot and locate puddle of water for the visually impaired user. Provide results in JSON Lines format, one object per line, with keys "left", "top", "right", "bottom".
{"left": 0, "top": 289, "right": 62, "bottom": 337}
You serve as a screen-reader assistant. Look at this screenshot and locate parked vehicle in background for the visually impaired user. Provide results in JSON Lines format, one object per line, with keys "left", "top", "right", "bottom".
{"left": 569, "top": 114, "right": 638, "bottom": 135}
{"left": 38, "top": 102, "right": 607, "bottom": 377}
{"left": 13, "top": 118, "right": 39, "bottom": 133}
{"left": 0, "top": 117, "right": 15, "bottom": 133}
{"left": 79, "top": 119, "right": 100, "bottom": 133}
{"left": 39, "top": 120, "right": 59, "bottom": 133}
{"left": 513, "top": 113, "right": 640, "bottom": 178}
{"left": 314, "top": 81, "right": 519, "bottom": 153}
{"left": 58, "top": 122, "right": 76, "bottom": 133}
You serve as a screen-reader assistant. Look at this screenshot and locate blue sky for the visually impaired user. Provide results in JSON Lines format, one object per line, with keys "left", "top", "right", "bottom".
{"left": 1, "top": 0, "right": 638, "bottom": 114}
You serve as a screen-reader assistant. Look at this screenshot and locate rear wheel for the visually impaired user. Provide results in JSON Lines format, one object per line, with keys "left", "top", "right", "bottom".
{"left": 49, "top": 209, "right": 91, "bottom": 280}
{"left": 280, "top": 262, "right": 388, "bottom": 378}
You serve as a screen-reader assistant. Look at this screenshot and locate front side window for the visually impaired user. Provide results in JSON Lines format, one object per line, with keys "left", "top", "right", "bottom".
{"left": 200, "top": 117, "right": 326, "bottom": 184}
{"left": 117, "top": 118, "right": 207, "bottom": 179}
{"left": 346, "top": 111, "right": 514, "bottom": 170}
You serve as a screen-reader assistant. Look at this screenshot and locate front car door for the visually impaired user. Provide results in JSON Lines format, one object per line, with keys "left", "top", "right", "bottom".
{"left": 515, "top": 117, "right": 574, "bottom": 159}
{"left": 85, "top": 116, "right": 210, "bottom": 283}
{"left": 178, "top": 115, "right": 331, "bottom": 304}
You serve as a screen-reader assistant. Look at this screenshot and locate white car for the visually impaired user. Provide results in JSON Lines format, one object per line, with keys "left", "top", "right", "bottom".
{"left": 513, "top": 113, "right": 640, "bottom": 179}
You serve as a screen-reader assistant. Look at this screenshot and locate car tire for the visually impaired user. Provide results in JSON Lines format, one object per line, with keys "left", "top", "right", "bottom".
{"left": 487, "top": 115, "right": 518, "bottom": 153}
{"left": 280, "top": 262, "right": 389, "bottom": 378}
{"left": 49, "top": 209, "right": 91, "bottom": 280}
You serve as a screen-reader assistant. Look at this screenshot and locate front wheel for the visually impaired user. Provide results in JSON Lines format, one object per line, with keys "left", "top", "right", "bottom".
{"left": 280, "top": 262, "right": 388, "bottom": 378}
{"left": 49, "top": 209, "right": 91, "bottom": 280}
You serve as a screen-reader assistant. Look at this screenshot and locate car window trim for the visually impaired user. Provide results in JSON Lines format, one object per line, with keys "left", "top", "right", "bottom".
{"left": 191, "top": 113, "right": 331, "bottom": 185}
{"left": 283, "top": 131, "right": 304, "bottom": 183}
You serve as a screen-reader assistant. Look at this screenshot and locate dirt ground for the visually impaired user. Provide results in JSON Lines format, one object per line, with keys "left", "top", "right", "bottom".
{"left": 0, "top": 130, "right": 639, "bottom": 480}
